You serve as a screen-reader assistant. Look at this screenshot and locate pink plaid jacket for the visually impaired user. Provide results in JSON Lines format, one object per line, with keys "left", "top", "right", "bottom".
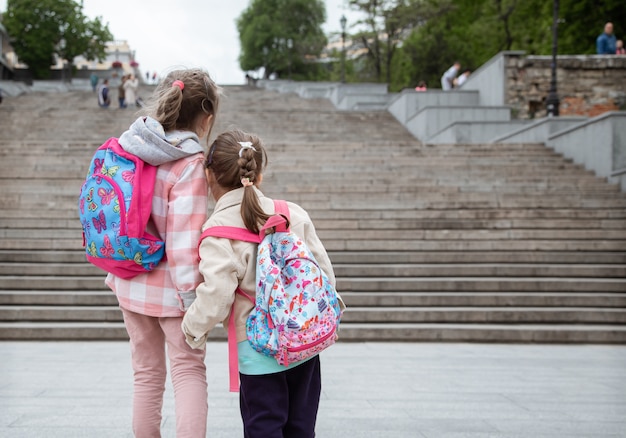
{"left": 106, "top": 153, "right": 208, "bottom": 317}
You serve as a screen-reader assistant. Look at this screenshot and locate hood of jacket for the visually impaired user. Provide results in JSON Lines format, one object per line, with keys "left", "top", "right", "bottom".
{"left": 118, "top": 116, "right": 205, "bottom": 166}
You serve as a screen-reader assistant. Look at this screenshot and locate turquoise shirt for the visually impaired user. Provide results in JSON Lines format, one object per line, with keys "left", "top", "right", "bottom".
{"left": 238, "top": 341, "right": 313, "bottom": 375}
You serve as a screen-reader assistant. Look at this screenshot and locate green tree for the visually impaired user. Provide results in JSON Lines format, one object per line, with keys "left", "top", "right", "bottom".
{"left": 3, "top": 0, "right": 112, "bottom": 79}
{"left": 237, "top": 0, "right": 327, "bottom": 79}
{"left": 348, "top": 0, "right": 453, "bottom": 83}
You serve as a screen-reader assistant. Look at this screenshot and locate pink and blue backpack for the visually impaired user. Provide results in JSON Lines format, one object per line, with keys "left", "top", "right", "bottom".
{"left": 199, "top": 200, "right": 343, "bottom": 391}
{"left": 78, "top": 137, "right": 165, "bottom": 279}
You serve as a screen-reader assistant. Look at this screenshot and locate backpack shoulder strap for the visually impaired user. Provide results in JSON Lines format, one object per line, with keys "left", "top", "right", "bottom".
{"left": 199, "top": 226, "right": 261, "bottom": 245}
{"left": 273, "top": 199, "right": 290, "bottom": 221}
{"left": 228, "top": 287, "right": 254, "bottom": 392}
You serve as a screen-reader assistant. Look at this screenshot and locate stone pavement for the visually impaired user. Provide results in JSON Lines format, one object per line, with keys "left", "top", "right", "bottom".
{"left": 1, "top": 342, "right": 625, "bottom": 438}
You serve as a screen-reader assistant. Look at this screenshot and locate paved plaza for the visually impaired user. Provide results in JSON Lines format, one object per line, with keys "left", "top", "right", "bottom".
{"left": 1, "top": 341, "right": 625, "bottom": 437}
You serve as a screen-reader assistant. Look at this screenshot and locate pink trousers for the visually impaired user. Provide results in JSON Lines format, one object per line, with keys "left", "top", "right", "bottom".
{"left": 122, "top": 308, "right": 208, "bottom": 438}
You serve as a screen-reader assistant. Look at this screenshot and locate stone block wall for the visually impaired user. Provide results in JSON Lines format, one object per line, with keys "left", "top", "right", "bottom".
{"left": 505, "top": 54, "right": 626, "bottom": 119}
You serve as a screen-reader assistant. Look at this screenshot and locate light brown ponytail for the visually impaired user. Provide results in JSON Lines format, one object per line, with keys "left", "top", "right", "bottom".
{"left": 205, "top": 130, "right": 269, "bottom": 233}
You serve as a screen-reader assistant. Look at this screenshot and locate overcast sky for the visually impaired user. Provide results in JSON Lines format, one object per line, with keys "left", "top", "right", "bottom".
{"left": 0, "top": 0, "right": 362, "bottom": 85}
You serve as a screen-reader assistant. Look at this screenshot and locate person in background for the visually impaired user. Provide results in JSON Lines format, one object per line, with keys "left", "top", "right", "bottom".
{"left": 440, "top": 62, "right": 460, "bottom": 91}
{"left": 124, "top": 74, "right": 139, "bottom": 108}
{"left": 616, "top": 39, "right": 625, "bottom": 55}
{"left": 415, "top": 80, "right": 427, "bottom": 92}
{"left": 455, "top": 69, "right": 471, "bottom": 88}
{"left": 90, "top": 73, "right": 99, "bottom": 93}
{"left": 97, "top": 79, "right": 111, "bottom": 108}
{"left": 118, "top": 75, "right": 127, "bottom": 109}
{"left": 596, "top": 22, "right": 617, "bottom": 54}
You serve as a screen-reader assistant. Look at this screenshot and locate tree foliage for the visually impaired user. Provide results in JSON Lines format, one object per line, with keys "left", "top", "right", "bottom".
{"left": 237, "top": 0, "right": 327, "bottom": 79}
{"left": 348, "top": 0, "right": 453, "bottom": 83}
{"left": 4, "top": 0, "right": 112, "bottom": 79}
{"left": 319, "top": 0, "right": 624, "bottom": 90}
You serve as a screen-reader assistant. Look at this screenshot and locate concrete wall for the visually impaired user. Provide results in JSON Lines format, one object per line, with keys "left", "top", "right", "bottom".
{"left": 492, "top": 117, "right": 587, "bottom": 144}
{"left": 461, "top": 51, "right": 524, "bottom": 107}
{"left": 407, "top": 106, "right": 511, "bottom": 142}
{"left": 388, "top": 89, "right": 480, "bottom": 124}
{"left": 547, "top": 112, "right": 626, "bottom": 191}
{"left": 427, "top": 120, "right": 531, "bottom": 144}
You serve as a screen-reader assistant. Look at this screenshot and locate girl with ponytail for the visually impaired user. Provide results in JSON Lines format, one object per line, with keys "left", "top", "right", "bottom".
{"left": 183, "top": 129, "right": 341, "bottom": 438}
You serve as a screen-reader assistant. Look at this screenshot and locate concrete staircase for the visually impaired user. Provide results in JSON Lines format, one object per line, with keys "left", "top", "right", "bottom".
{"left": 1, "top": 85, "right": 625, "bottom": 343}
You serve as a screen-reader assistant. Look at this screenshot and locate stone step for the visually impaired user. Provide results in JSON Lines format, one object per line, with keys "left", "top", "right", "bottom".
{"left": 2, "top": 238, "right": 625, "bottom": 252}
{"left": 3, "top": 216, "right": 626, "bottom": 230}
{"left": 334, "top": 263, "right": 626, "bottom": 278}
{"left": 0, "top": 291, "right": 117, "bottom": 306}
{"left": 3, "top": 290, "right": 624, "bottom": 308}
{"left": 4, "top": 206, "right": 625, "bottom": 221}
{"left": 335, "top": 323, "right": 626, "bottom": 343}
{"left": 4, "top": 179, "right": 621, "bottom": 195}
{"left": 1, "top": 321, "right": 624, "bottom": 343}
{"left": 2, "top": 305, "right": 624, "bottom": 324}
{"left": 338, "top": 277, "right": 626, "bottom": 293}
{"left": 0, "top": 305, "right": 122, "bottom": 322}
{"left": 339, "top": 292, "right": 626, "bottom": 308}
{"left": 341, "top": 307, "right": 626, "bottom": 324}
{"left": 5, "top": 198, "right": 626, "bottom": 213}
{"left": 1, "top": 249, "right": 624, "bottom": 265}
{"left": 328, "top": 251, "right": 626, "bottom": 264}
{"left": 1, "top": 262, "right": 624, "bottom": 278}
{"left": 3, "top": 227, "right": 625, "bottom": 241}
{"left": 1, "top": 275, "right": 623, "bottom": 292}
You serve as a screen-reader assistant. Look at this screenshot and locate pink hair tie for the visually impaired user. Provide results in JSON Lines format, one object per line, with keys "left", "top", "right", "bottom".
{"left": 241, "top": 177, "right": 254, "bottom": 188}
{"left": 172, "top": 80, "right": 184, "bottom": 90}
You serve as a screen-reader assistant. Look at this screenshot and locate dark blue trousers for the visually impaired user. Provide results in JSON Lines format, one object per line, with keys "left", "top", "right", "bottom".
{"left": 239, "top": 355, "right": 321, "bottom": 438}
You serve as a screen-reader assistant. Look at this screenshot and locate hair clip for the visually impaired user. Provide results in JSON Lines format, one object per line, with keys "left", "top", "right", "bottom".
{"left": 238, "top": 141, "right": 256, "bottom": 157}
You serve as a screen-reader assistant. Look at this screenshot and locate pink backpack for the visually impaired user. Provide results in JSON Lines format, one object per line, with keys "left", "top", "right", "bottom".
{"left": 78, "top": 138, "right": 165, "bottom": 278}
{"left": 199, "top": 200, "right": 343, "bottom": 391}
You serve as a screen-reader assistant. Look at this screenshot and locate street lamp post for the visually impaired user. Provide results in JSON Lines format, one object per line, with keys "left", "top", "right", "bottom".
{"left": 340, "top": 15, "right": 347, "bottom": 83}
{"left": 262, "top": 47, "right": 269, "bottom": 79}
{"left": 287, "top": 38, "right": 293, "bottom": 81}
{"left": 546, "top": 0, "right": 560, "bottom": 117}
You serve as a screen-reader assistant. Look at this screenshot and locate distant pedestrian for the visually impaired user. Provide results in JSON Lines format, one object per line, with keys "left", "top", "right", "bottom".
{"left": 97, "top": 79, "right": 111, "bottom": 108}
{"left": 152, "top": 72, "right": 157, "bottom": 84}
{"left": 123, "top": 74, "right": 139, "bottom": 108}
{"left": 596, "top": 22, "right": 617, "bottom": 54}
{"left": 415, "top": 80, "right": 427, "bottom": 92}
{"left": 105, "top": 68, "right": 221, "bottom": 437}
{"left": 145, "top": 71, "right": 150, "bottom": 82}
{"left": 455, "top": 69, "right": 471, "bottom": 88}
{"left": 441, "top": 62, "right": 460, "bottom": 91}
{"left": 616, "top": 39, "right": 625, "bottom": 55}
{"left": 118, "top": 75, "right": 127, "bottom": 108}
{"left": 90, "top": 73, "right": 98, "bottom": 93}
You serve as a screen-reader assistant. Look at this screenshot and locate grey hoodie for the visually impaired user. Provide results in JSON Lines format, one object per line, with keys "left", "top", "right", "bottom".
{"left": 118, "top": 116, "right": 204, "bottom": 166}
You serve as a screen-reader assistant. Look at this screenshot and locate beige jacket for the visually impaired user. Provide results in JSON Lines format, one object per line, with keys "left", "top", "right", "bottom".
{"left": 182, "top": 187, "right": 338, "bottom": 349}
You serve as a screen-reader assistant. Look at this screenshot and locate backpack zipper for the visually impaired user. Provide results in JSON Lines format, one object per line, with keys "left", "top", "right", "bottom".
{"left": 286, "top": 326, "right": 336, "bottom": 353}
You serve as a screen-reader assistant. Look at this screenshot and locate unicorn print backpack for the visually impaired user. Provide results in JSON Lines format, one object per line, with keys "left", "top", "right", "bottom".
{"left": 199, "top": 200, "right": 343, "bottom": 384}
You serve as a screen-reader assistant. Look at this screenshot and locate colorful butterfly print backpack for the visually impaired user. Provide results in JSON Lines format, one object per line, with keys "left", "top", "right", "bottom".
{"left": 78, "top": 137, "right": 165, "bottom": 279}
{"left": 199, "top": 200, "right": 343, "bottom": 391}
